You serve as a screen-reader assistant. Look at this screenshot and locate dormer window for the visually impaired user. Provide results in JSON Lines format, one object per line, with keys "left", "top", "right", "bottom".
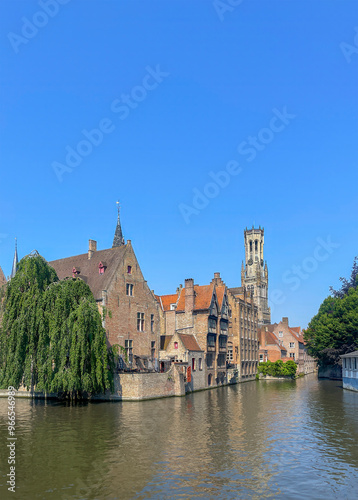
{"left": 72, "top": 267, "right": 80, "bottom": 278}
{"left": 98, "top": 261, "right": 107, "bottom": 275}
{"left": 127, "top": 265, "right": 132, "bottom": 274}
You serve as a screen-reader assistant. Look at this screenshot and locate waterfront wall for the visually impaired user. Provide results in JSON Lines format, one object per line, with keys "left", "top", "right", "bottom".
{"left": 318, "top": 364, "right": 342, "bottom": 380}
{"left": 343, "top": 377, "right": 358, "bottom": 392}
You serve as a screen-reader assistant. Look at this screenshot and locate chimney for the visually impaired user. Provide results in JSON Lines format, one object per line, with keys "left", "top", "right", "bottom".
{"left": 282, "top": 317, "right": 289, "bottom": 326}
{"left": 184, "top": 278, "right": 195, "bottom": 313}
{"left": 88, "top": 239, "right": 97, "bottom": 260}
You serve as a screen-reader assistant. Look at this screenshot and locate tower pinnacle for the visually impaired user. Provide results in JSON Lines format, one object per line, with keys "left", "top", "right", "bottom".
{"left": 112, "top": 201, "right": 125, "bottom": 248}
{"left": 10, "top": 238, "right": 18, "bottom": 279}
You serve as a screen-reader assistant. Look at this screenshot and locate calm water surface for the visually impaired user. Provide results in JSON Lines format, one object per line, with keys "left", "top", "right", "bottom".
{"left": 0, "top": 375, "right": 357, "bottom": 499}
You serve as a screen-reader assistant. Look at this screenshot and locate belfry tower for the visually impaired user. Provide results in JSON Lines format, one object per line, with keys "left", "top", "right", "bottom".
{"left": 241, "top": 226, "right": 271, "bottom": 325}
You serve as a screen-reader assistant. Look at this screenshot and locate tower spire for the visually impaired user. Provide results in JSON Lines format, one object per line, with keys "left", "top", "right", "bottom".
{"left": 10, "top": 238, "right": 18, "bottom": 279}
{"left": 112, "top": 201, "right": 125, "bottom": 248}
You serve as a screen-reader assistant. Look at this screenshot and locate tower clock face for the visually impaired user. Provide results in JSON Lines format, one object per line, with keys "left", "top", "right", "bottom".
{"left": 248, "top": 258, "right": 253, "bottom": 265}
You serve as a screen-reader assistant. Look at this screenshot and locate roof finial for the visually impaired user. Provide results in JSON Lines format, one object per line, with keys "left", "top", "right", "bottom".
{"left": 112, "top": 201, "right": 125, "bottom": 248}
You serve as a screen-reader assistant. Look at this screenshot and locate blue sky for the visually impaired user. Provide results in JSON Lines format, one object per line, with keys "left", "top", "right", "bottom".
{"left": 0, "top": 0, "right": 357, "bottom": 327}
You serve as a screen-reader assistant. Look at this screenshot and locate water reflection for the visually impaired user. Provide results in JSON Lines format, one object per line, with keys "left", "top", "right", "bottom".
{"left": 0, "top": 376, "right": 357, "bottom": 499}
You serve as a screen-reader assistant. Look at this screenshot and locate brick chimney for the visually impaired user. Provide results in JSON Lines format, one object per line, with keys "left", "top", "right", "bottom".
{"left": 185, "top": 278, "right": 195, "bottom": 313}
{"left": 282, "top": 317, "right": 289, "bottom": 326}
{"left": 88, "top": 239, "right": 97, "bottom": 260}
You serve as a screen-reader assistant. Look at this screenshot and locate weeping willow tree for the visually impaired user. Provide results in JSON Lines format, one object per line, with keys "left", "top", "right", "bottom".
{"left": 0, "top": 252, "right": 113, "bottom": 398}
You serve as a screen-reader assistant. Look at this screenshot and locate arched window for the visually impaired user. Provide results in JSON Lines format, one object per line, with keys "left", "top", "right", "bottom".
{"left": 249, "top": 241, "right": 252, "bottom": 252}
{"left": 255, "top": 240, "right": 258, "bottom": 251}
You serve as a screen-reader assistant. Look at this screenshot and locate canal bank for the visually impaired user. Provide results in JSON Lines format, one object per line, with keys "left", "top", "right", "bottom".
{"left": 0, "top": 374, "right": 357, "bottom": 499}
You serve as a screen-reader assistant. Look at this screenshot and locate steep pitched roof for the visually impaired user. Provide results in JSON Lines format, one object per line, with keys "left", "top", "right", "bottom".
{"left": 50, "top": 245, "right": 127, "bottom": 300}
{"left": 160, "top": 335, "right": 173, "bottom": 350}
{"left": 216, "top": 285, "right": 226, "bottom": 309}
{"left": 264, "top": 331, "right": 287, "bottom": 351}
{"left": 288, "top": 328, "right": 304, "bottom": 344}
{"left": 176, "top": 284, "right": 214, "bottom": 312}
{"left": 178, "top": 334, "right": 203, "bottom": 352}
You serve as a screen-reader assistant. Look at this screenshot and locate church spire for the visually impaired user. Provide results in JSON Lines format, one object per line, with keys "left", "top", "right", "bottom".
{"left": 112, "top": 201, "right": 125, "bottom": 248}
{"left": 10, "top": 238, "right": 18, "bottom": 279}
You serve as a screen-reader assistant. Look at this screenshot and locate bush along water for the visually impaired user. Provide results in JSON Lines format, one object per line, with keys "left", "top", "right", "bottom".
{"left": 256, "top": 360, "right": 297, "bottom": 380}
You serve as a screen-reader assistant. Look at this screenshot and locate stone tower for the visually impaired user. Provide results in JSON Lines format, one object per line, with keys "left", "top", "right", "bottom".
{"left": 241, "top": 226, "right": 271, "bottom": 326}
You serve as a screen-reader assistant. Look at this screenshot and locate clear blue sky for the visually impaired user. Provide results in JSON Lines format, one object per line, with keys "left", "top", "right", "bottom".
{"left": 1, "top": 0, "right": 357, "bottom": 327}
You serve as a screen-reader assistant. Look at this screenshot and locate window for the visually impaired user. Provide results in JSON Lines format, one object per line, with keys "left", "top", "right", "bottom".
{"left": 289, "top": 353, "right": 295, "bottom": 360}
{"left": 174, "top": 342, "right": 178, "bottom": 349}
{"left": 227, "top": 347, "right": 233, "bottom": 362}
{"left": 192, "top": 358, "right": 196, "bottom": 371}
{"left": 125, "top": 340, "right": 133, "bottom": 361}
{"left": 249, "top": 241, "right": 252, "bottom": 252}
{"left": 259, "top": 354, "right": 263, "bottom": 362}
{"left": 151, "top": 314, "right": 154, "bottom": 332}
{"left": 126, "top": 283, "right": 133, "bottom": 296}
{"left": 289, "top": 342, "right": 295, "bottom": 348}
{"left": 151, "top": 341, "right": 155, "bottom": 359}
{"left": 127, "top": 265, "right": 132, "bottom": 274}
{"left": 199, "top": 358, "right": 203, "bottom": 370}
{"left": 170, "top": 303, "right": 176, "bottom": 310}
{"left": 137, "top": 312, "right": 144, "bottom": 331}
{"left": 279, "top": 331, "right": 283, "bottom": 338}
{"left": 255, "top": 240, "right": 258, "bottom": 251}
{"left": 207, "top": 334, "right": 216, "bottom": 348}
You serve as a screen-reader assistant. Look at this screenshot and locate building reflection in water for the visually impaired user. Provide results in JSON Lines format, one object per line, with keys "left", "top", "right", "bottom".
{"left": 0, "top": 376, "right": 357, "bottom": 499}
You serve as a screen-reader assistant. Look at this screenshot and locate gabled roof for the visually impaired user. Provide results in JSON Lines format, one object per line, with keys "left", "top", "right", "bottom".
{"left": 178, "top": 334, "right": 203, "bottom": 352}
{"left": 176, "top": 284, "right": 215, "bottom": 312}
{"left": 50, "top": 245, "right": 127, "bottom": 300}
{"left": 264, "top": 331, "right": 287, "bottom": 351}
{"left": 157, "top": 293, "right": 179, "bottom": 311}
{"left": 216, "top": 285, "right": 226, "bottom": 310}
{"left": 288, "top": 328, "right": 304, "bottom": 344}
{"left": 160, "top": 335, "right": 173, "bottom": 350}
{"left": 341, "top": 350, "right": 358, "bottom": 358}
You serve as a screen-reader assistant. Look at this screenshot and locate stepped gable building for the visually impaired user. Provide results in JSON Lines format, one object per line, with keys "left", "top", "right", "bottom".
{"left": 50, "top": 207, "right": 160, "bottom": 369}
{"left": 260, "top": 317, "right": 316, "bottom": 374}
{"left": 241, "top": 226, "right": 271, "bottom": 326}
{"left": 227, "top": 285, "right": 259, "bottom": 381}
{"left": 157, "top": 273, "right": 229, "bottom": 388}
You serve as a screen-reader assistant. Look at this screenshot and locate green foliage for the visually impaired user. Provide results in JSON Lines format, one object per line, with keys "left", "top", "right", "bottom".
{"left": 257, "top": 360, "right": 297, "bottom": 378}
{"left": 304, "top": 262, "right": 358, "bottom": 366}
{"left": 0, "top": 254, "right": 113, "bottom": 398}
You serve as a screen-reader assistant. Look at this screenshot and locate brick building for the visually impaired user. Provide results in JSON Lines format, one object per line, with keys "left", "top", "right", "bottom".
{"left": 157, "top": 273, "right": 229, "bottom": 388}
{"left": 258, "top": 329, "right": 287, "bottom": 363}
{"left": 50, "top": 210, "right": 160, "bottom": 370}
{"left": 260, "top": 317, "right": 316, "bottom": 374}
{"left": 227, "top": 286, "right": 259, "bottom": 381}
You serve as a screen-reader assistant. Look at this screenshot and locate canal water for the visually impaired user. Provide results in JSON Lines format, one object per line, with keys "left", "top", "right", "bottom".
{"left": 0, "top": 375, "right": 357, "bottom": 499}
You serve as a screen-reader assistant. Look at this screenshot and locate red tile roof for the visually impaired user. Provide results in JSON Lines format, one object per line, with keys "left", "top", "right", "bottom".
{"left": 178, "top": 334, "right": 203, "bottom": 352}
{"left": 158, "top": 293, "right": 179, "bottom": 311}
{"left": 176, "top": 284, "right": 214, "bottom": 312}
{"left": 289, "top": 328, "right": 304, "bottom": 344}
{"left": 216, "top": 285, "right": 226, "bottom": 309}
